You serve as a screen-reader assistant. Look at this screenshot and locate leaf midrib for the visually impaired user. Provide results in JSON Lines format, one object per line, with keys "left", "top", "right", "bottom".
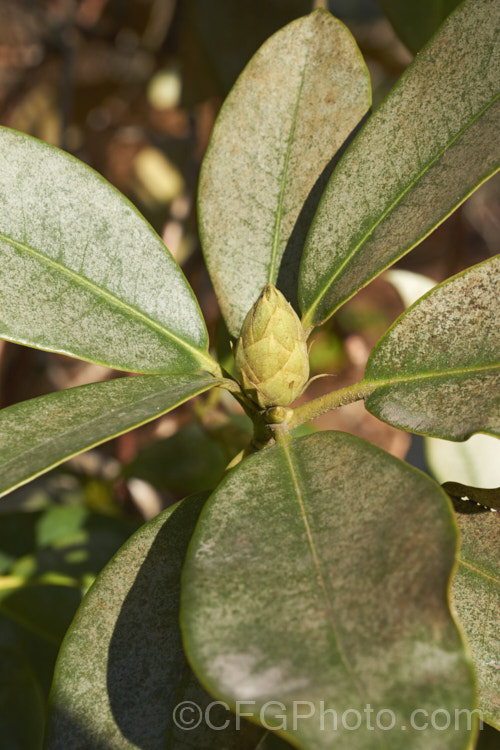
{"left": 0, "top": 378, "right": 217, "bottom": 498}
{"left": 365, "top": 361, "right": 500, "bottom": 389}
{"left": 267, "top": 56, "right": 307, "bottom": 284}
{"left": 281, "top": 437, "right": 388, "bottom": 750}
{"left": 0, "top": 230, "right": 209, "bottom": 366}
{"left": 303, "top": 88, "right": 500, "bottom": 323}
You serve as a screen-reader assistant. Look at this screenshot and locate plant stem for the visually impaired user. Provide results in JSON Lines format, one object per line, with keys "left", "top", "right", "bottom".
{"left": 199, "top": 353, "right": 224, "bottom": 378}
{"left": 218, "top": 377, "right": 242, "bottom": 394}
{"left": 289, "top": 380, "right": 375, "bottom": 429}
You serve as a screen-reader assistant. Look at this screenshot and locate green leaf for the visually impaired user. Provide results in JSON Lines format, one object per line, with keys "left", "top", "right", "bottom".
{"left": 476, "top": 723, "right": 500, "bottom": 749}
{"left": 300, "top": 0, "right": 500, "bottom": 327}
{"left": 364, "top": 257, "right": 500, "bottom": 440}
{"left": 442, "top": 483, "right": 500, "bottom": 512}
{"left": 380, "top": 0, "right": 461, "bottom": 54}
{"left": 0, "top": 373, "right": 220, "bottom": 499}
{"left": 0, "top": 127, "right": 215, "bottom": 375}
{"left": 452, "top": 508, "right": 500, "bottom": 729}
{"left": 187, "top": 0, "right": 315, "bottom": 94}
{"left": 386, "top": 269, "right": 500, "bottom": 480}
{"left": 0, "top": 579, "right": 81, "bottom": 647}
{"left": 0, "top": 505, "right": 139, "bottom": 583}
{"left": 123, "top": 420, "right": 231, "bottom": 494}
{"left": 181, "top": 431, "right": 475, "bottom": 750}
{"left": 0, "top": 579, "right": 82, "bottom": 698}
{"left": 36, "top": 505, "right": 89, "bottom": 548}
{"left": 0, "top": 646, "right": 45, "bottom": 750}
{"left": 255, "top": 733, "right": 293, "bottom": 749}
{"left": 199, "top": 10, "right": 371, "bottom": 336}
{"left": 45, "top": 493, "right": 263, "bottom": 749}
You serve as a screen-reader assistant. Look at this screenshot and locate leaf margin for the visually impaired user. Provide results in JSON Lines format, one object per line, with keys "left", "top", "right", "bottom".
{"left": 0, "top": 373, "right": 224, "bottom": 500}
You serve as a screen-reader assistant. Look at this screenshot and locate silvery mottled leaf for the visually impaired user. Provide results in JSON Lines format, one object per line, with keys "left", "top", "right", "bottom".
{"left": 364, "top": 257, "right": 500, "bottom": 440}
{"left": 182, "top": 431, "right": 475, "bottom": 749}
{"left": 0, "top": 374, "right": 220, "bottom": 499}
{"left": 0, "top": 127, "right": 215, "bottom": 374}
{"left": 45, "top": 493, "right": 263, "bottom": 749}
{"left": 199, "top": 10, "right": 371, "bottom": 336}
{"left": 300, "top": 0, "right": 500, "bottom": 327}
{"left": 452, "top": 509, "right": 500, "bottom": 728}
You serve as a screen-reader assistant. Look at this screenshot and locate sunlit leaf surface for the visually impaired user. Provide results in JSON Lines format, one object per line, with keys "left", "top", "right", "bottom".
{"left": 426, "top": 434, "right": 500, "bottom": 489}
{"left": 182, "top": 431, "right": 475, "bottom": 749}
{"left": 300, "top": 0, "right": 500, "bottom": 327}
{"left": 0, "top": 127, "right": 213, "bottom": 374}
{"left": 0, "top": 374, "right": 220, "bottom": 499}
{"left": 364, "top": 257, "right": 500, "bottom": 440}
{"left": 199, "top": 10, "right": 371, "bottom": 335}
{"left": 452, "top": 509, "right": 500, "bottom": 729}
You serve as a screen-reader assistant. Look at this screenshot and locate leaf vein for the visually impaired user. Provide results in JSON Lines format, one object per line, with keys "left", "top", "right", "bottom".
{"left": 281, "top": 437, "right": 389, "bottom": 750}
{"left": 0, "top": 230, "right": 210, "bottom": 366}
{"left": 306, "top": 91, "right": 500, "bottom": 321}
{"left": 268, "top": 57, "right": 307, "bottom": 283}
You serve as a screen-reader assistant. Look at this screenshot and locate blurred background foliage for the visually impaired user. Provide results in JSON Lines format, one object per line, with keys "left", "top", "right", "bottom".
{"left": 0, "top": 1, "right": 498, "bottom": 744}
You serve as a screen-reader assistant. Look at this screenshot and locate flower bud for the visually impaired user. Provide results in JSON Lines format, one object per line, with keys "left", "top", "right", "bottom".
{"left": 234, "top": 284, "right": 309, "bottom": 409}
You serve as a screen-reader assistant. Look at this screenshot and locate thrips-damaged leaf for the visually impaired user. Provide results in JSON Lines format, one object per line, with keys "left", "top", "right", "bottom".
{"left": 0, "top": 374, "right": 221, "bottom": 499}
{"left": 199, "top": 10, "right": 371, "bottom": 335}
{"left": 452, "top": 509, "right": 500, "bottom": 728}
{"left": 45, "top": 493, "right": 263, "bottom": 749}
{"left": 364, "top": 257, "right": 500, "bottom": 440}
{"left": 181, "top": 432, "right": 475, "bottom": 750}
{"left": 300, "top": 0, "right": 500, "bottom": 327}
{"left": 0, "top": 127, "right": 215, "bottom": 374}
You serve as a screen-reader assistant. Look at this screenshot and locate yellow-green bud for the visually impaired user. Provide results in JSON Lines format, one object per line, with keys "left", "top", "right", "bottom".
{"left": 234, "top": 284, "right": 309, "bottom": 409}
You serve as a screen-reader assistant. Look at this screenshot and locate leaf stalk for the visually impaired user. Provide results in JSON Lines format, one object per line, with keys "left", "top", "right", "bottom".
{"left": 289, "top": 380, "right": 375, "bottom": 429}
